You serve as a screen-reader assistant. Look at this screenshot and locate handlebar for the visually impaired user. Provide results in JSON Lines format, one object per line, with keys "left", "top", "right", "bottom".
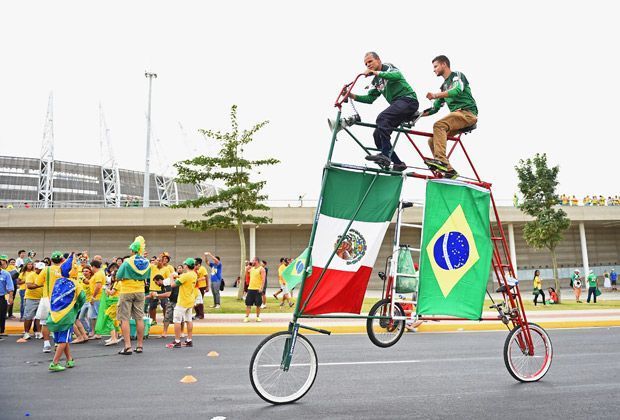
{"left": 334, "top": 73, "right": 367, "bottom": 109}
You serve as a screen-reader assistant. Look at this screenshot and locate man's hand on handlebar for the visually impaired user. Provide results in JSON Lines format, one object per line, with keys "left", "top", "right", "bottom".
{"left": 364, "top": 68, "right": 377, "bottom": 77}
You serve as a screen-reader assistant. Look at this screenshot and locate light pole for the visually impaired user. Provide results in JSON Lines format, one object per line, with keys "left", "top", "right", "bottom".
{"left": 143, "top": 71, "right": 157, "bottom": 207}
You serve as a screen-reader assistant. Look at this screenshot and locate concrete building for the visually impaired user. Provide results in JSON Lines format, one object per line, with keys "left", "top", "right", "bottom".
{"left": 1, "top": 205, "right": 618, "bottom": 289}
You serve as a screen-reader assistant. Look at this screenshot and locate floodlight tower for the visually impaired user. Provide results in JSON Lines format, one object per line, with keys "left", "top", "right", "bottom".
{"left": 99, "top": 103, "right": 121, "bottom": 207}
{"left": 143, "top": 71, "right": 157, "bottom": 207}
{"left": 38, "top": 92, "right": 55, "bottom": 208}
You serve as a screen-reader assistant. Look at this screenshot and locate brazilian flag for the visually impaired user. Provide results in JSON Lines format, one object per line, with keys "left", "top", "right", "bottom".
{"left": 417, "top": 180, "right": 492, "bottom": 319}
{"left": 47, "top": 255, "right": 86, "bottom": 332}
{"left": 282, "top": 248, "right": 312, "bottom": 291}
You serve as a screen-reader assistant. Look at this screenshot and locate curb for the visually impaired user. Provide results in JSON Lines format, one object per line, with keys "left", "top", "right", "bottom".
{"left": 4, "top": 320, "right": 620, "bottom": 336}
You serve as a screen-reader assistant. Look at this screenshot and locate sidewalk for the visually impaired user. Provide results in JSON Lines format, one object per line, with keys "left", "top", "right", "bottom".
{"left": 4, "top": 309, "right": 620, "bottom": 336}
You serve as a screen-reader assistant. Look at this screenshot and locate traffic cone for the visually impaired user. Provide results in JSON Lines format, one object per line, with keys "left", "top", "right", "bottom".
{"left": 180, "top": 375, "right": 197, "bottom": 383}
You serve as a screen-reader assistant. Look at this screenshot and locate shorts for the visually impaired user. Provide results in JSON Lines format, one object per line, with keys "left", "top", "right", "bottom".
{"left": 164, "top": 301, "right": 176, "bottom": 323}
{"left": 173, "top": 305, "right": 192, "bottom": 324}
{"left": 117, "top": 292, "right": 145, "bottom": 321}
{"left": 88, "top": 300, "right": 100, "bottom": 319}
{"left": 612, "top": 280, "right": 617, "bottom": 285}
{"left": 24, "top": 299, "right": 40, "bottom": 320}
{"left": 280, "top": 285, "right": 290, "bottom": 295}
{"left": 53, "top": 327, "right": 73, "bottom": 344}
{"left": 245, "top": 289, "right": 262, "bottom": 307}
{"left": 34, "top": 297, "right": 51, "bottom": 325}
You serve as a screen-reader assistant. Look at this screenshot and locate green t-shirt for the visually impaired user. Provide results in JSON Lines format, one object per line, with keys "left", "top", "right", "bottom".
{"left": 427, "top": 71, "right": 478, "bottom": 116}
{"left": 587, "top": 273, "right": 597, "bottom": 288}
{"left": 353, "top": 63, "right": 417, "bottom": 105}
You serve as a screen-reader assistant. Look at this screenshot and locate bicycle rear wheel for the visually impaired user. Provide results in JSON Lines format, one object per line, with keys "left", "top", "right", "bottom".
{"left": 504, "top": 322, "right": 553, "bottom": 382}
{"left": 366, "top": 298, "right": 406, "bottom": 348}
{"left": 250, "top": 331, "right": 318, "bottom": 404}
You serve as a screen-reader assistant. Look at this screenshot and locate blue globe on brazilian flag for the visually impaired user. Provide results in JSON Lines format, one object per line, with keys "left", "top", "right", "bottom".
{"left": 417, "top": 180, "right": 492, "bottom": 319}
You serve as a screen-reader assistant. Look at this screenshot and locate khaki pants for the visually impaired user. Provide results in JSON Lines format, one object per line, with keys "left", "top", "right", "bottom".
{"left": 428, "top": 110, "right": 477, "bottom": 170}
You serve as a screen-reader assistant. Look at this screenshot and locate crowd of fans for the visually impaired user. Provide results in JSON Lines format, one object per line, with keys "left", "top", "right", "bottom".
{"left": 0, "top": 245, "right": 295, "bottom": 371}
{"left": 559, "top": 194, "right": 620, "bottom": 206}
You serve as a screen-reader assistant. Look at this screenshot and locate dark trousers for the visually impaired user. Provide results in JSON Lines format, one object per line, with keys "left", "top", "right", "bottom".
{"left": 587, "top": 287, "right": 597, "bottom": 303}
{"left": 373, "top": 97, "right": 419, "bottom": 164}
{"left": 534, "top": 290, "right": 546, "bottom": 305}
{"left": 0, "top": 296, "right": 7, "bottom": 333}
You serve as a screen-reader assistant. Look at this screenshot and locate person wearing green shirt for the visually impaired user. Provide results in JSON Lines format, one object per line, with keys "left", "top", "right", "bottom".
{"left": 349, "top": 52, "right": 419, "bottom": 172}
{"left": 586, "top": 270, "right": 598, "bottom": 303}
{"left": 422, "top": 55, "right": 478, "bottom": 179}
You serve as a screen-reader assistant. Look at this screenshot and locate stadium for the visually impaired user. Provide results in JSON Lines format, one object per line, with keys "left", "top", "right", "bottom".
{"left": 0, "top": 155, "right": 216, "bottom": 208}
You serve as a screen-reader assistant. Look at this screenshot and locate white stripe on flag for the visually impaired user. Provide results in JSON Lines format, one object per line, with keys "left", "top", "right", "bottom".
{"left": 312, "top": 214, "right": 389, "bottom": 271}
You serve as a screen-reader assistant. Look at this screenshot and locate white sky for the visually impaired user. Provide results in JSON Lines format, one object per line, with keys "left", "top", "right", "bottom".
{"left": 0, "top": 0, "right": 618, "bottom": 205}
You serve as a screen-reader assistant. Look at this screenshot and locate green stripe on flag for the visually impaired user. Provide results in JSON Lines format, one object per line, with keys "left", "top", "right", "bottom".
{"left": 320, "top": 168, "right": 403, "bottom": 222}
{"left": 417, "top": 180, "right": 492, "bottom": 320}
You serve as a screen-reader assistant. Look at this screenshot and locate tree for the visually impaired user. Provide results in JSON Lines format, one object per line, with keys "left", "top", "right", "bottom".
{"left": 174, "top": 105, "right": 279, "bottom": 299}
{"left": 515, "top": 153, "right": 570, "bottom": 302}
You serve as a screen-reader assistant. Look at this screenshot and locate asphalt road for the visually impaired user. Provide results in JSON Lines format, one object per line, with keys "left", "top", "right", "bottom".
{"left": 1, "top": 327, "right": 619, "bottom": 420}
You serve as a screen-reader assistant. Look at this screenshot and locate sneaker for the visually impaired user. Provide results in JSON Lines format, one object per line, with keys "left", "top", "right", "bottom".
{"left": 442, "top": 169, "right": 459, "bottom": 179}
{"left": 392, "top": 162, "right": 407, "bottom": 172}
{"left": 49, "top": 362, "right": 66, "bottom": 372}
{"left": 280, "top": 302, "right": 284, "bottom": 307}
{"left": 168, "top": 340, "right": 182, "bottom": 348}
{"left": 214, "top": 305, "right": 220, "bottom": 309}
{"left": 365, "top": 153, "right": 390, "bottom": 164}
{"left": 66, "top": 359, "right": 75, "bottom": 368}
{"left": 243, "top": 317, "right": 249, "bottom": 323}
{"left": 256, "top": 317, "right": 262, "bottom": 323}
{"left": 273, "top": 293, "right": 279, "bottom": 299}
{"left": 289, "top": 303, "right": 294, "bottom": 308}
{"left": 43, "top": 343, "right": 52, "bottom": 353}
{"left": 23, "top": 332, "right": 31, "bottom": 340}
{"left": 260, "top": 304, "right": 267, "bottom": 309}
{"left": 424, "top": 158, "right": 449, "bottom": 171}
{"left": 35, "top": 332, "right": 42, "bottom": 339}
{"left": 182, "top": 340, "right": 193, "bottom": 347}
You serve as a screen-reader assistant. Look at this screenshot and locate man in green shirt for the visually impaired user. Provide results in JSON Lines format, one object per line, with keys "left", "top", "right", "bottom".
{"left": 349, "top": 52, "right": 419, "bottom": 171}
{"left": 586, "top": 270, "right": 598, "bottom": 303}
{"left": 422, "top": 55, "right": 478, "bottom": 179}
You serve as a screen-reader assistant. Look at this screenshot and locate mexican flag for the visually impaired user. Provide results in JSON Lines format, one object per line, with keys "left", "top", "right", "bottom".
{"left": 299, "top": 167, "right": 402, "bottom": 315}
{"left": 417, "top": 180, "right": 492, "bottom": 319}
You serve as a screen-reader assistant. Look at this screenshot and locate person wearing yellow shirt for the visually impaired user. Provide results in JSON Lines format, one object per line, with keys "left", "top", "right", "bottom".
{"left": 244, "top": 257, "right": 266, "bottom": 322}
{"left": 194, "top": 257, "right": 208, "bottom": 318}
{"left": 167, "top": 258, "right": 198, "bottom": 348}
{"left": 72, "top": 255, "right": 93, "bottom": 336}
{"left": 275, "top": 258, "right": 294, "bottom": 308}
{"left": 17, "top": 259, "right": 31, "bottom": 321}
{"left": 34, "top": 251, "right": 64, "bottom": 353}
{"left": 88, "top": 260, "right": 105, "bottom": 339}
{"left": 116, "top": 236, "right": 150, "bottom": 355}
{"left": 18, "top": 260, "right": 38, "bottom": 339}
{"left": 24, "top": 261, "right": 45, "bottom": 339}
{"left": 533, "top": 269, "right": 546, "bottom": 306}
{"left": 147, "top": 255, "right": 173, "bottom": 325}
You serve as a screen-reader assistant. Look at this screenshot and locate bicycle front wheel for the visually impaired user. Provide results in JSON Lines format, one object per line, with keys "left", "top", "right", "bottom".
{"left": 250, "top": 331, "right": 318, "bottom": 404}
{"left": 504, "top": 322, "right": 553, "bottom": 382}
{"left": 366, "top": 298, "right": 406, "bottom": 348}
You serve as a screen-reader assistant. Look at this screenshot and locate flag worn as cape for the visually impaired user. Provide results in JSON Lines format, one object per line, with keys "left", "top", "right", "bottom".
{"left": 116, "top": 255, "right": 150, "bottom": 280}
{"left": 299, "top": 168, "right": 402, "bottom": 315}
{"left": 417, "top": 180, "right": 492, "bottom": 319}
{"left": 282, "top": 248, "right": 312, "bottom": 291}
{"left": 47, "top": 255, "right": 86, "bottom": 332}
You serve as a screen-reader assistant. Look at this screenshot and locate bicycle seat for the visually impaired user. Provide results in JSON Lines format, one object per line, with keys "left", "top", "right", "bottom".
{"left": 457, "top": 123, "right": 477, "bottom": 135}
{"left": 401, "top": 111, "right": 422, "bottom": 128}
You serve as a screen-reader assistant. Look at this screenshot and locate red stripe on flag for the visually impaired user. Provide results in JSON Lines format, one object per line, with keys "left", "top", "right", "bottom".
{"left": 300, "top": 266, "right": 373, "bottom": 315}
